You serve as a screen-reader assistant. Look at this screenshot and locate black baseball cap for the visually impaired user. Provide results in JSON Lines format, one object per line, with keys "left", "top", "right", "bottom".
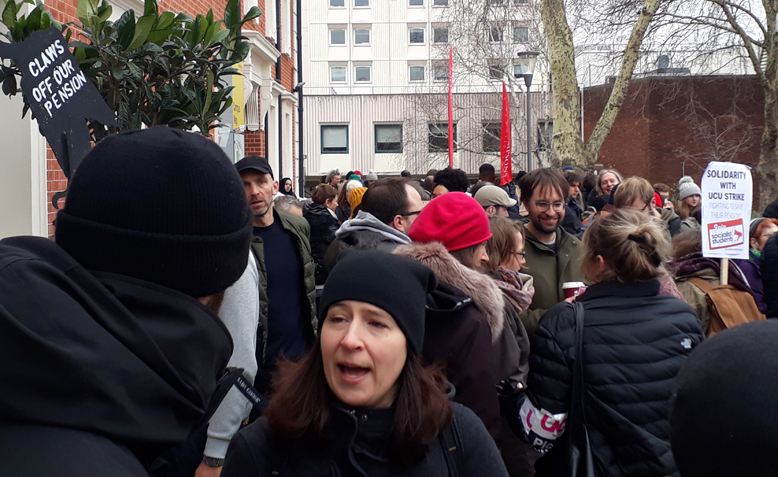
{"left": 235, "top": 155, "right": 273, "bottom": 178}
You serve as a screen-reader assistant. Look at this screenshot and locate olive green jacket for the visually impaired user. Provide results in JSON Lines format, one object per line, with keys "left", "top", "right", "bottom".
{"left": 250, "top": 211, "right": 317, "bottom": 367}
{"left": 520, "top": 227, "right": 585, "bottom": 337}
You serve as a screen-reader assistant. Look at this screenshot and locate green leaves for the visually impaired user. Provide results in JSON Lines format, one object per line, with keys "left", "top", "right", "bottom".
{"left": 3, "top": 0, "right": 19, "bottom": 33}
{"left": 126, "top": 14, "right": 155, "bottom": 51}
{"left": 243, "top": 6, "right": 261, "bottom": 24}
{"left": 224, "top": 0, "right": 240, "bottom": 30}
{"left": 0, "top": 0, "right": 263, "bottom": 139}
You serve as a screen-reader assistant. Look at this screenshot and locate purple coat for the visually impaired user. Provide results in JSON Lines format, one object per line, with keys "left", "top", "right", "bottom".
{"left": 733, "top": 258, "right": 767, "bottom": 313}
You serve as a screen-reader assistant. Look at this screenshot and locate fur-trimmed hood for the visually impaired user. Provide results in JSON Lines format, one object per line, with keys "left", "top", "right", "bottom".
{"left": 394, "top": 241, "right": 505, "bottom": 341}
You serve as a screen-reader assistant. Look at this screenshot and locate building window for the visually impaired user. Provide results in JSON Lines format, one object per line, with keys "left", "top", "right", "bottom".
{"left": 489, "top": 26, "right": 503, "bottom": 42}
{"left": 429, "top": 123, "right": 456, "bottom": 152}
{"left": 409, "top": 28, "right": 425, "bottom": 44}
{"left": 330, "top": 0, "right": 344, "bottom": 6}
{"left": 410, "top": 0, "right": 423, "bottom": 5}
{"left": 513, "top": 26, "right": 529, "bottom": 42}
{"left": 409, "top": 65, "right": 425, "bottom": 82}
{"left": 321, "top": 125, "right": 349, "bottom": 154}
{"left": 355, "top": 66, "right": 371, "bottom": 82}
{"left": 483, "top": 123, "right": 501, "bottom": 152}
{"left": 355, "top": 0, "right": 369, "bottom": 5}
{"left": 375, "top": 125, "right": 403, "bottom": 153}
{"left": 433, "top": 65, "right": 448, "bottom": 82}
{"left": 513, "top": 63, "right": 525, "bottom": 78}
{"left": 489, "top": 63, "right": 505, "bottom": 80}
{"left": 433, "top": 0, "right": 448, "bottom": 4}
{"left": 433, "top": 27, "right": 448, "bottom": 43}
{"left": 330, "top": 66, "right": 347, "bottom": 82}
{"left": 330, "top": 29, "right": 346, "bottom": 45}
{"left": 355, "top": 28, "right": 370, "bottom": 44}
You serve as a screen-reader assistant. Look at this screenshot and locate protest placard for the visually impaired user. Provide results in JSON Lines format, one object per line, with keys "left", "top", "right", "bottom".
{"left": 0, "top": 27, "right": 116, "bottom": 186}
{"left": 700, "top": 162, "right": 753, "bottom": 261}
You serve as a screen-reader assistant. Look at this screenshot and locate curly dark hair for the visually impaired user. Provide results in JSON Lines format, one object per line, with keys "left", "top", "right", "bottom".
{"left": 433, "top": 167, "right": 470, "bottom": 193}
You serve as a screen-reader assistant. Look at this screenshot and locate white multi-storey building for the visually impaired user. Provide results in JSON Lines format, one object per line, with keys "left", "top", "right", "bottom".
{"left": 301, "top": 0, "right": 551, "bottom": 176}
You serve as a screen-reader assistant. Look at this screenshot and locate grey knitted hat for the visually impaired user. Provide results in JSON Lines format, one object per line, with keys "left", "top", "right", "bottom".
{"left": 678, "top": 176, "right": 702, "bottom": 201}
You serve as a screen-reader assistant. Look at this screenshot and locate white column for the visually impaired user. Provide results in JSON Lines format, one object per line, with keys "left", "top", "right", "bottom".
{"left": 0, "top": 93, "right": 48, "bottom": 238}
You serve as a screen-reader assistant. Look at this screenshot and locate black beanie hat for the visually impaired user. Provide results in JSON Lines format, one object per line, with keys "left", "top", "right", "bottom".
{"left": 318, "top": 251, "right": 437, "bottom": 355}
{"left": 55, "top": 127, "right": 253, "bottom": 298}
{"left": 670, "top": 320, "right": 778, "bottom": 477}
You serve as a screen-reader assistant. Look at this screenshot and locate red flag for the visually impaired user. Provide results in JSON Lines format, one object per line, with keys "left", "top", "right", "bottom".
{"left": 448, "top": 46, "right": 454, "bottom": 168}
{"left": 500, "top": 82, "right": 512, "bottom": 185}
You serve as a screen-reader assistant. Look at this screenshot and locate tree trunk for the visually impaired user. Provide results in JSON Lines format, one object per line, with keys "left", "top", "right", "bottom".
{"left": 758, "top": 86, "right": 778, "bottom": 212}
{"left": 540, "top": 0, "right": 584, "bottom": 166}
{"left": 583, "top": 0, "right": 660, "bottom": 166}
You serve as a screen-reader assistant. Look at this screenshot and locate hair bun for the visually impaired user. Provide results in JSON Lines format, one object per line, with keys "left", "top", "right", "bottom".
{"left": 628, "top": 233, "right": 647, "bottom": 244}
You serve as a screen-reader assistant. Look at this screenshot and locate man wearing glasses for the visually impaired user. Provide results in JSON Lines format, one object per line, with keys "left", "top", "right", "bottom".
{"left": 325, "top": 178, "right": 424, "bottom": 270}
{"left": 518, "top": 168, "right": 585, "bottom": 337}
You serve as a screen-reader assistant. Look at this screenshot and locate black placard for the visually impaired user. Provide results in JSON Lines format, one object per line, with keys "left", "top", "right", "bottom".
{"left": 0, "top": 27, "right": 116, "bottom": 185}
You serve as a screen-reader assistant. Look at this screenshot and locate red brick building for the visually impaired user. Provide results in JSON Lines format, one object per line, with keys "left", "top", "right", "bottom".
{"left": 0, "top": 0, "right": 299, "bottom": 238}
{"left": 583, "top": 76, "right": 764, "bottom": 205}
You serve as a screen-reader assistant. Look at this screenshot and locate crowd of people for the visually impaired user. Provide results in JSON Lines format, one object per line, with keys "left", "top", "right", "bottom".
{"left": 3, "top": 126, "right": 778, "bottom": 477}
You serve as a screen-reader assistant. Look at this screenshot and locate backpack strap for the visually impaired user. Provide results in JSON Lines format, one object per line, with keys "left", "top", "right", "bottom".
{"left": 687, "top": 277, "right": 714, "bottom": 294}
{"left": 439, "top": 416, "right": 465, "bottom": 477}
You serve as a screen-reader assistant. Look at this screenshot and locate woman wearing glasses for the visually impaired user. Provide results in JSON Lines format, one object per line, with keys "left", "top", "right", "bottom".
{"left": 483, "top": 216, "right": 538, "bottom": 475}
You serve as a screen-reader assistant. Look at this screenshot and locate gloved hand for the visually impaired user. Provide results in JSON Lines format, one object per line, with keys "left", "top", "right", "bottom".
{"left": 497, "top": 380, "right": 526, "bottom": 438}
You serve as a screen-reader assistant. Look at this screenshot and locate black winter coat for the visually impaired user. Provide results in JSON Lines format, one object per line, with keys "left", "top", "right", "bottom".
{"left": 525, "top": 280, "right": 704, "bottom": 477}
{"left": 222, "top": 403, "right": 508, "bottom": 477}
{"left": 762, "top": 233, "right": 778, "bottom": 318}
{"left": 423, "top": 281, "right": 502, "bottom": 441}
{"left": 303, "top": 203, "right": 340, "bottom": 285}
{"left": 0, "top": 236, "right": 233, "bottom": 476}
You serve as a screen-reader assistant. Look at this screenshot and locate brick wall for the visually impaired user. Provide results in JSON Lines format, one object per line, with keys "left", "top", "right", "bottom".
{"left": 245, "top": 129, "right": 266, "bottom": 156}
{"left": 583, "top": 76, "right": 764, "bottom": 205}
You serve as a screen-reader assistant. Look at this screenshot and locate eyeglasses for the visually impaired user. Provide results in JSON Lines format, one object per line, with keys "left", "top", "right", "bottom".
{"left": 533, "top": 201, "right": 565, "bottom": 212}
{"left": 399, "top": 210, "right": 422, "bottom": 217}
{"left": 512, "top": 252, "right": 526, "bottom": 258}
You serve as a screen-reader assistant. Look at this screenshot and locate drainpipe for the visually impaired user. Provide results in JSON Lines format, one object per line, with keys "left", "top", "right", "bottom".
{"left": 276, "top": 0, "right": 283, "bottom": 177}
{"left": 296, "top": 0, "right": 304, "bottom": 196}
{"left": 264, "top": 115, "right": 269, "bottom": 157}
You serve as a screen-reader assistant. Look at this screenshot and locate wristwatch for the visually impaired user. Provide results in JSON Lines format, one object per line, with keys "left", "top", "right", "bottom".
{"left": 203, "top": 456, "right": 226, "bottom": 467}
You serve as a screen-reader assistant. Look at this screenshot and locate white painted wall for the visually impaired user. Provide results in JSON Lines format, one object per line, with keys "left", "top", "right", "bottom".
{"left": 0, "top": 93, "right": 48, "bottom": 238}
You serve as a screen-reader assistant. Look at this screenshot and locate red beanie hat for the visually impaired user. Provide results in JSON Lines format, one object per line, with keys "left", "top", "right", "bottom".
{"left": 409, "top": 192, "right": 492, "bottom": 251}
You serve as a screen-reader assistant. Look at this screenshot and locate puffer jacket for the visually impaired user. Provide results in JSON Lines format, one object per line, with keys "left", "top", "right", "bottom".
{"left": 222, "top": 403, "right": 508, "bottom": 477}
{"left": 762, "top": 233, "right": 778, "bottom": 318}
{"left": 303, "top": 203, "right": 340, "bottom": 285}
{"left": 395, "top": 242, "right": 529, "bottom": 389}
{"left": 520, "top": 280, "right": 704, "bottom": 477}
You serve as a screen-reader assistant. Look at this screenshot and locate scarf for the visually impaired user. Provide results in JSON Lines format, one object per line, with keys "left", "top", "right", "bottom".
{"left": 492, "top": 267, "right": 535, "bottom": 314}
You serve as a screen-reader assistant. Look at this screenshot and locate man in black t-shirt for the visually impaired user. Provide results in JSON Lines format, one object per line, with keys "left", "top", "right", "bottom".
{"left": 235, "top": 156, "right": 317, "bottom": 394}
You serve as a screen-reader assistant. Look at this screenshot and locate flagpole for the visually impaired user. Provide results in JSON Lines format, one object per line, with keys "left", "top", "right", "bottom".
{"left": 448, "top": 45, "right": 454, "bottom": 168}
